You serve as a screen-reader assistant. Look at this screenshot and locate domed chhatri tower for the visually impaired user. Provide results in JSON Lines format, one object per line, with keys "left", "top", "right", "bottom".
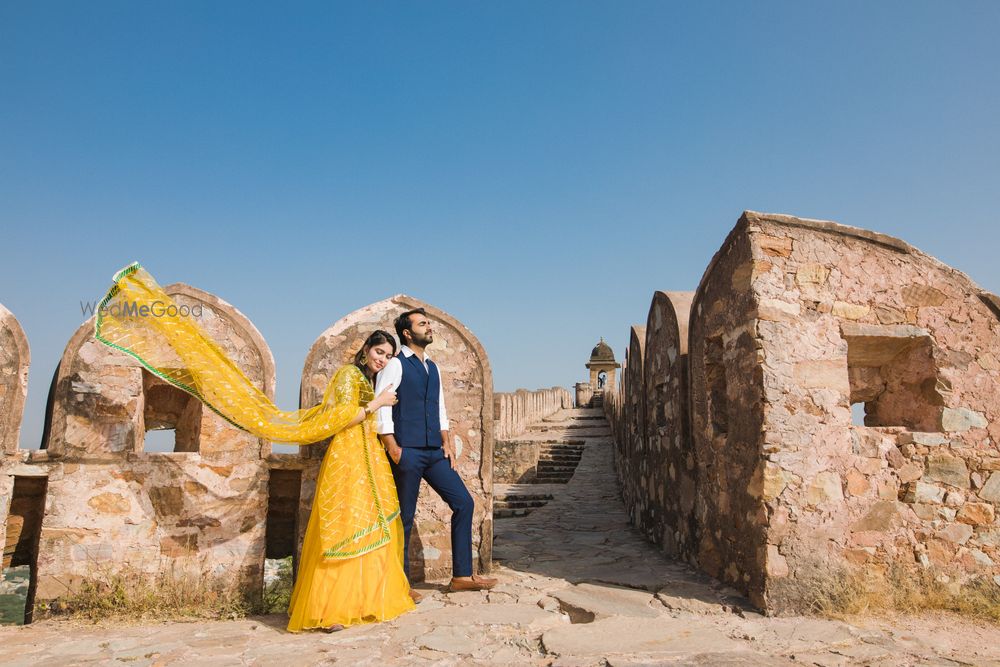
{"left": 576, "top": 338, "right": 620, "bottom": 407}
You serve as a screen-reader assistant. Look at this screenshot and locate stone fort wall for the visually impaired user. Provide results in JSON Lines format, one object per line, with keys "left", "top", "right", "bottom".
{"left": 607, "top": 211, "right": 1000, "bottom": 613}
{"left": 0, "top": 290, "right": 501, "bottom": 619}
{"left": 493, "top": 387, "right": 573, "bottom": 484}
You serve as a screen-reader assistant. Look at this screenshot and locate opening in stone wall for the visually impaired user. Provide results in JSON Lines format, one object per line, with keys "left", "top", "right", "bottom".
{"left": 843, "top": 325, "right": 943, "bottom": 431}
{"left": 142, "top": 369, "right": 202, "bottom": 453}
{"left": 2, "top": 476, "right": 48, "bottom": 625}
{"left": 264, "top": 469, "right": 301, "bottom": 605}
{"left": 704, "top": 336, "right": 728, "bottom": 437}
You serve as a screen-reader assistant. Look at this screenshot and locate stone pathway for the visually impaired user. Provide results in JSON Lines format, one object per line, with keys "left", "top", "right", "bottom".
{"left": 2, "top": 408, "right": 1000, "bottom": 665}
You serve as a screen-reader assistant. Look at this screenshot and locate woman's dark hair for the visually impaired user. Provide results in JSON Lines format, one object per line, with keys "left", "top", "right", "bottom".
{"left": 354, "top": 329, "right": 398, "bottom": 379}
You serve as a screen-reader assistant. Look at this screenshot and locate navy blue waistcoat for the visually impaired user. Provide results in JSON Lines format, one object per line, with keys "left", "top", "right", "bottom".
{"left": 392, "top": 352, "right": 443, "bottom": 448}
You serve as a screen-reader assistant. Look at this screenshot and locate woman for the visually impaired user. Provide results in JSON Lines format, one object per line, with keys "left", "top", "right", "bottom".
{"left": 285, "top": 329, "right": 415, "bottom": 632}
{"left": 93, "top": 263, "right": 415, "bottom": 631}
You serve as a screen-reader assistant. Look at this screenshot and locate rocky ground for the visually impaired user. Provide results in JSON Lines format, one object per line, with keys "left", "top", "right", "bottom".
{"left": 1, "top": 408, "right": 999, "bottom": 666}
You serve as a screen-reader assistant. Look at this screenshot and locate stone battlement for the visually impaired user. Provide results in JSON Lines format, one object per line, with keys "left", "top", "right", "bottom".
{"left": 605, "top": 211, "right": 1000, "bottom": 614}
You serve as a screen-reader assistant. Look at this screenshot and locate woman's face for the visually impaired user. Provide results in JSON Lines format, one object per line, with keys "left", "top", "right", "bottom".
{"left": 366, "top": 342, "right": 395, "bottom": 374}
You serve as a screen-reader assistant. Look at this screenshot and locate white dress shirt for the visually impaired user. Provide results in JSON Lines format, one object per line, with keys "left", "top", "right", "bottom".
{"left": 374, "top": 345, "right": 450, "bottom": 435}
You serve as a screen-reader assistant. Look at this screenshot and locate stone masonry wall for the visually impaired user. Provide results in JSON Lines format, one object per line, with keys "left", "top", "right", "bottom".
{"left": 688, "top": 220, "right": 772, "bottom": 607}
{"left": 615, "top": 326, "right": 647, "bottom": 531}
{"left": 639, "top": 291, "right": 696, "bottom": 561}
{"left": 609, "top": 210, "right": 1000, "bottom": 614}
{"left": 30, "top": 284, "right": 276, "bottom": 602}
{"left": 493, "top": 387, "right": 573, "bottom": 484}
{"left": 1, "top": 303, "right": 31, "bottom": 590}
{"left": 300, "top": 295, "right": 493, "bottom": 582}
{"left": 733, "top": 212, "right": 1000, "bottom": 613}
{"left": 0, "top": 304, "right": 29, "bottom": 458}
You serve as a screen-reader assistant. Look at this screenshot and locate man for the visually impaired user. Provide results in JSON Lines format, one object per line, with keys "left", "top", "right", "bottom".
{"left": 375, "top": 307, "right": 497, "bottom": 598}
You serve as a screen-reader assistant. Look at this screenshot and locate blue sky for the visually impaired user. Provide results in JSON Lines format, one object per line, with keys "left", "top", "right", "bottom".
{"left": 2, "top": 1, "right": 998, "bottom": 449}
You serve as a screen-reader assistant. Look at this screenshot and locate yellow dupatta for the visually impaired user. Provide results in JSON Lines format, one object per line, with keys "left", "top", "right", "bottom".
{"left": 94, "top": 262, "right": 395, "bottom": 558}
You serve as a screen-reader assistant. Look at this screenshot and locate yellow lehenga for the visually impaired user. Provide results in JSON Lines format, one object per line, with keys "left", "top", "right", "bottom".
{"left": 93, "top": 262, "right": 415, "bottom": 631}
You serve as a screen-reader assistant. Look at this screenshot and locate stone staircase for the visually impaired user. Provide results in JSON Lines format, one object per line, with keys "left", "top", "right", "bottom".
{"left": 493, "top": 485, "right": 558, "bottom": 518}
{"left": 534, "top": 442, "right": 585, "bottom": 483}
{"left": 495, "top": 408, "right": 606, "bottom": 519}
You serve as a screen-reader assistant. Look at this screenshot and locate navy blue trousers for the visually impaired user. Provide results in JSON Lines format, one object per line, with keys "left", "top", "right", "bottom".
{"left": 389, "top": 446, "right": 474, "bottom": 578}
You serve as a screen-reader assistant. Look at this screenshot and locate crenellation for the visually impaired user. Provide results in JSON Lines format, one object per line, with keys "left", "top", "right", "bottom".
{"left": 608, "top": 210, "right": 1000, "bottom": 615}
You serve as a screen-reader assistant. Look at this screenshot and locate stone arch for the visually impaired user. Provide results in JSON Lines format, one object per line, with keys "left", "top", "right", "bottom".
{"left": 641, "top": 290, "right": 697, "bottom": 560}
{"left": 617, "top": 325, "right": 646, "bottom": 524}
{"left": 300, "top": 294, "right": 493, "bottom": 581}
{"left": 45, "top": 283, "right": 275, "bottom": 459}
{"left": 33, "top": 281, "right": 276, "bottom": 603}
{"left": 0, "top": 303, "right": 30, "bottom": 456}
{"left": 689, "top": 215, "right": 766, "bottom": 605}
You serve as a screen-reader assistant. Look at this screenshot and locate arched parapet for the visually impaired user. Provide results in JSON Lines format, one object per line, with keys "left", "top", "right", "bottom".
{"left": 44, "top": 283, "right": 275, "bottom": 460}
{"left": 0, "top": 303, "right": 30, "bottom": 457}
{"left": 32, "top": 280, "right": 277, "bottom": 604}
{"left": 617, "top": 326, "right": 646, "bottom": 523}
{"left": 301, "top": 294, "right": 493, "bottom": 581}
{"left": 641, "top": 290, "right": 696, "bottom": 560}
{"left": 692, "top": 210, "right": 1000, "bottom": 614}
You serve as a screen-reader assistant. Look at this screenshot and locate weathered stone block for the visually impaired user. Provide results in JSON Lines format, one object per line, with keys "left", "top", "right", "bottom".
{"left": 904, "top": 482, "right": 945, "bottom": 504}
{"left": 898, "top": 432, "right": 949, "bottom": 447}
{"left": 832, "top": 301, "right": 871, "bottom": 320}
{"left": 923, "top": 454, "right": 970, "bottom": 489}
{"left": 957, "top": 502, "right": 995, "bottom": 526}
{"left": 807, "top": 472, "right": 844, "bottom": 505}
{"left": 941, "top": 407, "right": 988, "bottom": 433}
{"left": 977, "top": 471, "right": 1000, "bottom": 503}
{"left": 935, "top": 523, "right": 974, "bottom": 545}
{"left": 851, "top": 500, "right": 904, "bottom": 532}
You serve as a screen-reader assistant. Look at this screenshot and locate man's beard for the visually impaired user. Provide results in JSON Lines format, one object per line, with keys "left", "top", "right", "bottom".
{"left": 411, "top": 331, "right": 433, "bottom": 346}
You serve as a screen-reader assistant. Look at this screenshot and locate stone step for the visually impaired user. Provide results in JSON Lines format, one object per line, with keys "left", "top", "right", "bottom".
{"left": 494, "top": 499, "right": 549, "bottom": 510}
{"left": 494, "top": 508, "right": 531, "bottom": 518}
{"left": 495, "top": 493, "right": 554, "bottom": 503}
{"left": 537, "top": 464, "right": 579, "bottom": 473}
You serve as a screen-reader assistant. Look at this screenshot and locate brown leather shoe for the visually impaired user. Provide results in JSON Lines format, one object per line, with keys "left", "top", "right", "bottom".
{"left": 448, "top": 574, "right": 498, "bottom": 592}
{"left": 409, "top": 588, "right": 424, "bottom": 603}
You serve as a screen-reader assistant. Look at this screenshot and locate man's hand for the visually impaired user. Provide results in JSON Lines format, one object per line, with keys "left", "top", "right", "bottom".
{"left": 442, "top": 431, "right": 457, "bottom": 468}
{"left": 380, "top": 433, "right": 403, "bottom": 465}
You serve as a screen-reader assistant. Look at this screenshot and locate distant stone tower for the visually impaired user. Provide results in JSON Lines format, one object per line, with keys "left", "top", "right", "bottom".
{"left": 576, "top": 338, "right": 620, "bottom": 407}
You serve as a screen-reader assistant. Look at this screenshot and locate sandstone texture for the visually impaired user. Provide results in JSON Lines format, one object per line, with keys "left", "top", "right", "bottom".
{"left": 606, "top": 211, "right": 1000, "bottom": 613}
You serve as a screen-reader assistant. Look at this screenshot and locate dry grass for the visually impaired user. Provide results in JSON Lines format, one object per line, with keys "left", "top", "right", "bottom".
{"left": 34, "top": 556, "right": 294, "bottom": 623}
{"left": 811, "top": 565, "right": 1000, "bottom": 624}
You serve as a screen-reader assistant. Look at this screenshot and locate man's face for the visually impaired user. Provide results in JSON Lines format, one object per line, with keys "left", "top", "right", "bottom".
{"left": 406, "top": 313, "right": 434, "bottom": 346}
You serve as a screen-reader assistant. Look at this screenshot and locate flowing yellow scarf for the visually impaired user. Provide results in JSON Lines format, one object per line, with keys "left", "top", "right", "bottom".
{"left": 94, "top": 262, "right": 397, "bottom": 558}
{"left": 94, "top": 262, "right": 361, "bottom": 444}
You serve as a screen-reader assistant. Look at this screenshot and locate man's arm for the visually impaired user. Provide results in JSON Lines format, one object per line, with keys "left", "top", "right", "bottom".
{"left": 375, "top": 358, "right": 403, "bottom": 463}
{"left": 438, "top": 367, "right": 456, "bottom": 468}
{"left": 374, "top": 357, "right": 401, "bottom": 435}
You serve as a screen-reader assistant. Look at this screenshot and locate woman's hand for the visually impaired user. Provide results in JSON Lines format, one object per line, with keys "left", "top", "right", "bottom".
{"left": 370, "top": 384, "right": 397, "bottom": 411}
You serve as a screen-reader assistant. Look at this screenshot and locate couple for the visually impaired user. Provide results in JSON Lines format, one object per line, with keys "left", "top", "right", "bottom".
{"left": 287, "top": 310, "right": 497, "bottom": 632}
{"left": 92, "top": 264, "right": 494, "bottom": 634}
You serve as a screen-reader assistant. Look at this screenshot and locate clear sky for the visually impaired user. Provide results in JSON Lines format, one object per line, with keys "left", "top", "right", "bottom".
{"left": 2, "top": 1, "right": 998, "bottom": 450}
